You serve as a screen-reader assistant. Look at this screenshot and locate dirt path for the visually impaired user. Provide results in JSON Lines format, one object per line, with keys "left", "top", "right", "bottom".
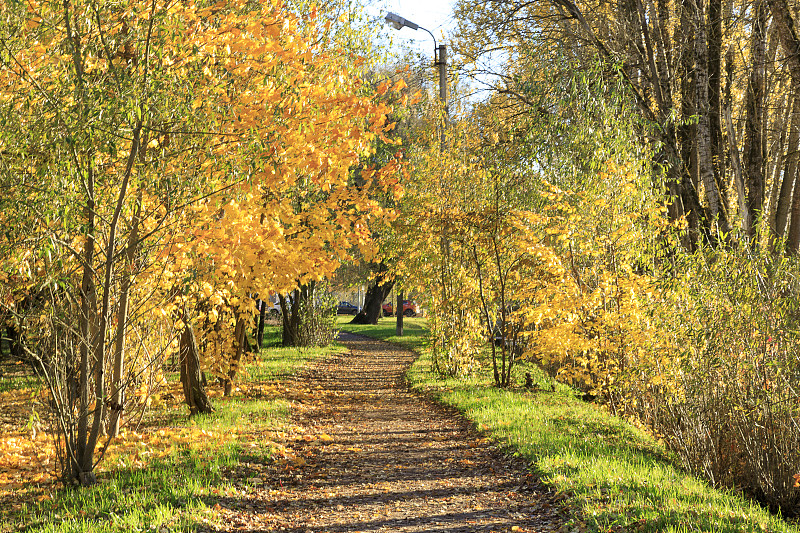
{"left": 212, "top": 332, "right": 568, "bottom": 532}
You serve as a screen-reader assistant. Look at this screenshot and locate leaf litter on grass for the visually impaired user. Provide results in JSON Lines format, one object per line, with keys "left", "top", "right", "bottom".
{"left": 0, "top": 366, "right": 344, "bottom": 532}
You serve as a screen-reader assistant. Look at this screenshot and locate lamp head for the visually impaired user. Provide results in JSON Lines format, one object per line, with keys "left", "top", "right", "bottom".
{"left": 385, "top": 12, "right": 419, "bottom": 31}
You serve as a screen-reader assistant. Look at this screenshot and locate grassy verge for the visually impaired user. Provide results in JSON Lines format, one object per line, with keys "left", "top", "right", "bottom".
{"left": 336, "top": 314, "right": 429, "bottom": 352}
{"left": 351, "top": 322, "right": 798, "bottom": 533}
{"left": 2, "top": 324, "right": 338, "bottom": 533}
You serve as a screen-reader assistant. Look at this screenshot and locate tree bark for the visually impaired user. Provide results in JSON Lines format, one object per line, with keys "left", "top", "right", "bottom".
{"left": 395, "top": 290, "right": 404, "bottom": 336}
{"left": 180, "top": 322, "right": 214, "bottom": 416}
{"left": 280, "top": 290, "right": 301, "bottom": 346}
{"left": 108, "top": 190, "right": 143, "bottom": 437}
{"left": 222, "top": 315, "right": 246, "bottom": 396}
{"left": 75, "top": 165, "right": 96, "bottom": 485}
{"left": 678, "top": 0, "right": 698, "bottom": 185}
{"left": 256, "top": 299, "right": 266, "bottom": 350}
{"left": 742, "top": 0, "right": 767, "bottom": 239}
{"left": 768, "top": 0, "right": 800, "bottom": 249}
{"left": 768, "top": 93, "right": 791, "bottom": 234}
{"left": 725, "top": 107, "right": 751, "bottom": 234}
{"left": 350, "top": 262, "right": 393, "bottom": 325}
{"left": 708, "top": 0, "right": 727, "bottom": 210}
{"left": 694, "top": 0, "right": 731, "bottom": 237}
{"left": 774, "top": 93, "right": 800, "bottom": 240}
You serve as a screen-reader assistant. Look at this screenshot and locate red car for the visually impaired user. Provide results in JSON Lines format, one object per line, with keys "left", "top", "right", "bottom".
{"left": 382, "top": 300, "right": 420, "bottom": 317}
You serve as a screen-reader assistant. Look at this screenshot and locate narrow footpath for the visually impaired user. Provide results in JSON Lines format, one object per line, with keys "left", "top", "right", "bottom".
{"left": 212, "top": 332, "right": 568, "bottom": 533}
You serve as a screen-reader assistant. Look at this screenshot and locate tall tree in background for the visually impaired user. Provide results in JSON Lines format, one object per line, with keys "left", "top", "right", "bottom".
{"left": 453, "top": 0, "right": 800, "bottom": 250}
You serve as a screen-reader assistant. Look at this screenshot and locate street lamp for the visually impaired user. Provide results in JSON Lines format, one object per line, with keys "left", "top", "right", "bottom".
{"left": 384, "top": 12, "right": 447, "bottom": 125}
{"left": 385, "top": 12, "right": 449, "bottom": 336}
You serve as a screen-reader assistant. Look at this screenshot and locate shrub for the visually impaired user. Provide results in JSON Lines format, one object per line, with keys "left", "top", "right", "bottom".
{"left": 627, "top": 244, "right": 800, "bottom": 511}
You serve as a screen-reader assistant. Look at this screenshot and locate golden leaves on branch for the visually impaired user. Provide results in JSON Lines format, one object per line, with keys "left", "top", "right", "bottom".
{"left": 1, "top": 0, "right": 407, "bottom": 464}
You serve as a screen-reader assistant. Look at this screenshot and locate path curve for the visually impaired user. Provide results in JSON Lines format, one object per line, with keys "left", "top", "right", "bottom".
{"left": 213, "top": 332, "right": 568, "bottom": 533}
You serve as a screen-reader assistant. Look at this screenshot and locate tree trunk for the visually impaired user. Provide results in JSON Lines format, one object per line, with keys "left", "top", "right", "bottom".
{"left": 280, "top": 290, "right": 301, "bottom": 346}
{"left": 654, "top": 0, "right": 673, "bottom": 100}
{"left": 679, "top": 0, "right": 699, "bottom": 191}
{"left": 787, "top": 170, "right": 800, "bottom": 252}
{"left": 774, "top": 92, "right": 800, "bottom": 240}
{"left": 673, "top": 0, "right": 706, "bottom": 246}
{"left": 725, "top": 107, "right": 751, "bottom": 234}
{"left": 708, "top": 0, "right": 727, "bottom": 211}
{"left": 768, "top": 93, "right": 791, "bottom": 235}
{"left": 350, "top": 262, "right": 393, "bottom": 325}
{"left": 6, "top": 325, "right": 24, "bottom": 360}
{"left": 180, "top": 322, "right": 214, "bottom": 416}
{"left": 395, "top": 290, "right": 404, "bottom": 337}
{"left": 256, "top": 299, "right": 266, "bottom": 350}
{"left": 222, "top": 315, "right": 246, "bottom": 396}
{"left": 767, "top": 0, "right": 800, "bottom": 249}
{"left": 694, "top": 0, "right": 731, "bottom": 237}
{"left": 108, "top": 191, "right": 143, "bottom": 437}
{"left": 742, "top": 0, "right": 767, "bottom": 239}
{"left": 75, "top": 167, "right": 96, "bottom": 486}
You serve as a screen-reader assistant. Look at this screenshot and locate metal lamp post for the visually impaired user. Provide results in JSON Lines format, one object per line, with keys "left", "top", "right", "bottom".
{"left": 385, "top": 12, "right": 448, "bottom": 335}
{"left": 384, "top": 12, "right": 448, "bottom": 130}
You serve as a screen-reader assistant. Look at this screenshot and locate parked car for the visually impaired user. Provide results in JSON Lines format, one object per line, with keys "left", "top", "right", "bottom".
{"left": 336, "top": 301, "right": 360, "bottom": 315}
{"left": 382, "top": 300, "right": 420, "bottom": 317}
{"left": 267, "top": 301, "right": 281, "bottom": 317}
{"left": 259, "top": 298, "right": 282, "bottom": 317}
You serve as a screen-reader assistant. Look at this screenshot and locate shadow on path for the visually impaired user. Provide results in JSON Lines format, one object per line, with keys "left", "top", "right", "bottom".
{"left": 207, "top": 332, "right": 567, "bottom": 533}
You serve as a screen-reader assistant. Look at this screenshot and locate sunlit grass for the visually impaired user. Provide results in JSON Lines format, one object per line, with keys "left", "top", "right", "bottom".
{"left": 351, "top": 322, "right": 799, "bottom": 533}
{"left": 4, "top": 324, "right": 334, "bottom": 533}
{"left": 17, "top": 444, "right": 242, "bottom": 533}
{"left": 336, "top": 314, "right": 429, "bottom": 352}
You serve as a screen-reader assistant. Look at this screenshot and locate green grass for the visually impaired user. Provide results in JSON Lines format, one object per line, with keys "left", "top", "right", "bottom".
{"left": 245, "top": 325, "right": 344, "bottom": 381}
{"left": 351, "top": 322, "right": 799, "bottom": 533}
{"left": 336, "top": 314, "right": 429, "bottom": 352}
{"left": 18, "top": 443, "right": 244, "bottom": 533}
{"left": 0, "top": 372, "right": 38, "bottom": 393}
{"left": 5, "top": 324, "right": 335, "bottom": 533}
{"left": 0, "top": 349, "right": 39, "bottom": 393}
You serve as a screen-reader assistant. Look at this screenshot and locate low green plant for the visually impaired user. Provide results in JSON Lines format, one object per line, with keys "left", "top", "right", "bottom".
{"left": 627, "top": 244, "right": 800, "bottom": 512}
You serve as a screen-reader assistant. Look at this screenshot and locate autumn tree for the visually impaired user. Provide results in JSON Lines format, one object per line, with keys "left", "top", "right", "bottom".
{"left": 0, "top": 0, "right": 215, "bottom": 485}
{"left": 0, "top": 0, "right": 398, "bottom": 485}
{"left": 453, "top": 0, "right": 800, "bottom": 250}
{"left": 441, "top": 0, "right": 800, "bottom": 510}
{"left": 346, "top": 66, "right": 418, "bottom": 326}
